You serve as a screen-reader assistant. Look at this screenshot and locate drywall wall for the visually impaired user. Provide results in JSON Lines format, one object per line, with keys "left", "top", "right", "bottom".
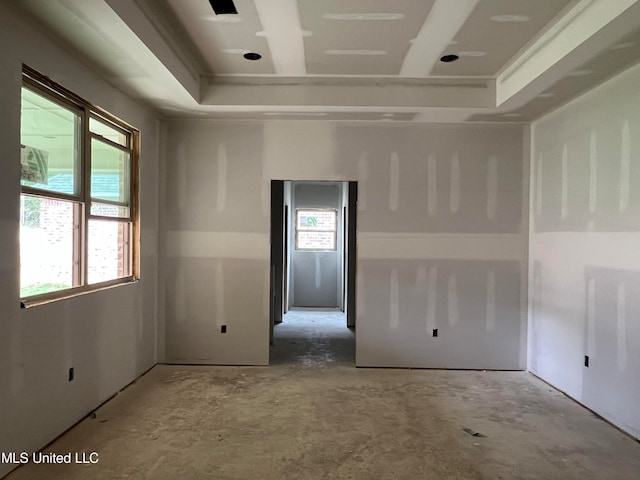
{"left": 161, "top": 121, "right": 270, "bottom": 365}
{"left": 529, "top": 62, "right": 640, "bottom": 439}
{"left": 161, "top": 119, "right": 528, "bottom": 368}
{"left": 290, "top": 182, "right": 343, "bottom": 308}
{"left": 0, "top": 6, "right": 160, "bottom": 477}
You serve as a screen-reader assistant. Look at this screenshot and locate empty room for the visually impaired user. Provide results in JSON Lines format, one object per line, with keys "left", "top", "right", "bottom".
{"left": 1, "top": 0, "right": 639, "bottom": 478}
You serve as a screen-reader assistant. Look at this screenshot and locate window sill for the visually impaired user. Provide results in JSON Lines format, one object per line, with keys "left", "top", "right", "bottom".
{"left": 20, "top": 278, "right": 139, "bottom": 309}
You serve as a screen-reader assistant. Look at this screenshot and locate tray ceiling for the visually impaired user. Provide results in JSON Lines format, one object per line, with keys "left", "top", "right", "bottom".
{"left": 15, "top": 0, "right": 640, "bottom": 122}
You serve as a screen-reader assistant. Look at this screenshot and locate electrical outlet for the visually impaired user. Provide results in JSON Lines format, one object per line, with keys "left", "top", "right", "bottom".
{"left": 432, "top": 329, "right": 438, "bottom": 337}
{"left": 68, "top": 367, "right": 74, "bottom": 381}
{"left": 584, "top": 356, "right": 589, "bottom": 367}
{"left": 221, "top": 325, "right": 227, "bottom": 333}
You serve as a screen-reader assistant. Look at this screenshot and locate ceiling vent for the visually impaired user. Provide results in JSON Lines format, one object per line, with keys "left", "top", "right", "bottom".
{"left": 209, "top": 0, "right": 238, "bottom": 15}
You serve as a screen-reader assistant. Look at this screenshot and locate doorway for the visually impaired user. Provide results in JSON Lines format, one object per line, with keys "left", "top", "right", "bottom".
{"left": 270, "top": 180, "right": 357, "bottom": 365}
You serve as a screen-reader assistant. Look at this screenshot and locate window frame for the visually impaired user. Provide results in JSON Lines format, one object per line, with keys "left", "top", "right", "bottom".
{"left": 294, "top": 208, "right": 338, "bottom": 252}
{"left": 20, "top": 65, "right": 140, "bottom": 307}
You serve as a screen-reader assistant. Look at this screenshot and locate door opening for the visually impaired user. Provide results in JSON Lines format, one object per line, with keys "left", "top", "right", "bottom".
{"left": 269, "top": 180, "right": 357, "bottom": 365}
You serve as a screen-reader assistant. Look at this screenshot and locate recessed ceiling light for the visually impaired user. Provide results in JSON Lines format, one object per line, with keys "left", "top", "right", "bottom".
{"left": 537, "top": 92, "right": 555, "bottom": 98}
{"left": 440, "top": 54, "right": 459, "bottom": 63}
{"left": 322, "top": 13, "right": 404, "bottom": 21}
{"left": 457, "top": 51, "right": 487, "bottom": 57}
{"left": 567, "top": 69, "right": 594, "bottom": 77}
{"left": 610, "top": 41, "right": 636, "bottom": 50}
{"left": 502, "top": 113, "right": 522, "bottom": 117}
{"left": 326, "top": 50, "right": 387, "bottom": 56}
{"left": 202, "top": 14, "right": 243, "bottom": 23}
{"left": 222, "top": 48, "right": 250, "bottom": 55}
{"left": 243, "top": 52, "right": 262, "bottom": 61}
{"left": 382, "top": 113, "right": 395, "bottom": 117}
{"left": 490, "top": 14, "right": 530, "bottom": 23}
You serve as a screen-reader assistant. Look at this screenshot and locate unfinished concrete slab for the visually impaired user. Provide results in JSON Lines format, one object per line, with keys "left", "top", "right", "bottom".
{"left": 271, "top": 309, "right": 355, "bottom": 366}
{"left": 4, "top": 313, "right": 640, "bottom": 480}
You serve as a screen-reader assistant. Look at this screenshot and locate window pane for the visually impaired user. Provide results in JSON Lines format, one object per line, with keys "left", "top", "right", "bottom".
{"left": 91, "top": 202, "right": 130, "bottom": 219}
{"left": 20, "top": 195, "right": 78, "bottom": 297}
{"left": 20, "top": 88, "right": 80, "bottom": 195}
{"left": 90, "top": 117, "right": 128, "bottom": 147}
{"left": 91, "top": 139, "right": 130, "bottom": 204}
{"left": 87, "top": 220, "right": 131, "bottom": 284}
{"left": 295, "top": 209, "right": 337, "bottom": 250}
{"left": 297, "top": 209, "right": 336, "bottom": 230}
{"left": 296, "top": 231, "right": 336, "bottom": 250}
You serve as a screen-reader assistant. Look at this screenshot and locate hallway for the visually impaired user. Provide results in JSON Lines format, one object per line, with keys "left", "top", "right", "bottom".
{"left": 270, "top": 308, "right": 355, "bottom": 367}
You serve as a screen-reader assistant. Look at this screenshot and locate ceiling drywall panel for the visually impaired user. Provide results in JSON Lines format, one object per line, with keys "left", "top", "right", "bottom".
{"left": 299, "top": 0, "right": 435, "bottom": 76}
{"left": 163, "top": 0, "right": 275, "bottom": 75}
{"left": 431, "top": 0, "right": 574, "bottom": 76}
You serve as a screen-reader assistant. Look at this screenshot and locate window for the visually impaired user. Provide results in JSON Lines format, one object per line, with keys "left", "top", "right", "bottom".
{"left": 20, "top": 66, "right": 139, "bottom": 303}
{"left": 295, "top": 209, "right": 337, "bottom": 251}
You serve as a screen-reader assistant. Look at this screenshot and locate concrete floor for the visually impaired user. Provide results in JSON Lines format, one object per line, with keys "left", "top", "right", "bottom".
{"left": 5, "top": 310, "right": 640, "bottom": 479}
{"left": 271, "top": 308, "right": 355, "bottom": 366}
